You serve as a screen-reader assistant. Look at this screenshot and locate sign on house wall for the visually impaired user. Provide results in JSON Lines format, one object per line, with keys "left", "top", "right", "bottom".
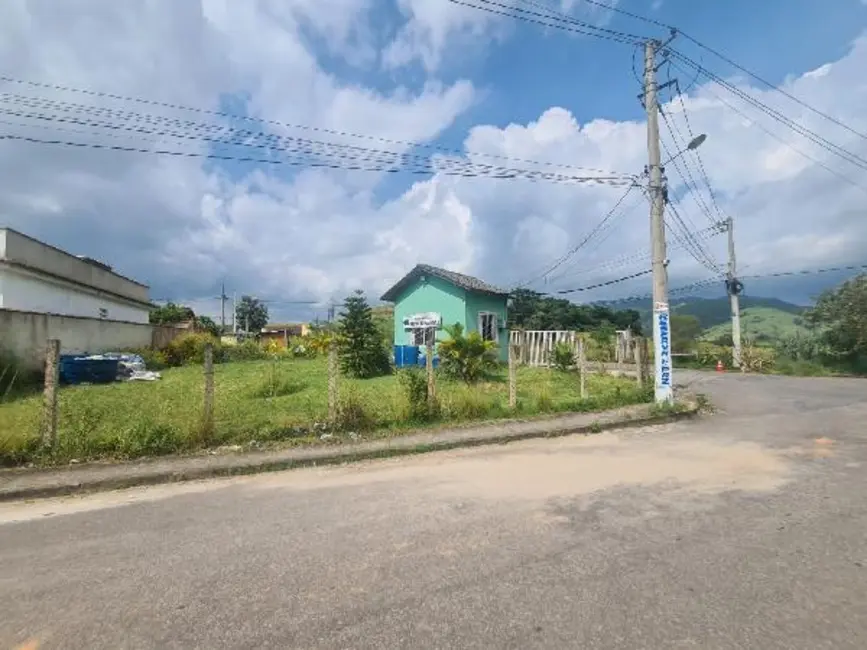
{"left": 403, "top": 312, "right": 441, "bottom": 329}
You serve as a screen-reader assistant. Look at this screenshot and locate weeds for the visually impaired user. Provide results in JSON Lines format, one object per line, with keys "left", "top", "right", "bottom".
{"left": 0, "top": 358, "right": 651, "bottom": 467}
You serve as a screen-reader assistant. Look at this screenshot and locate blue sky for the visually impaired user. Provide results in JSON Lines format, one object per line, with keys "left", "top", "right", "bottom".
{"left": 3, "top": 0, "right": 867, "bottom": 322}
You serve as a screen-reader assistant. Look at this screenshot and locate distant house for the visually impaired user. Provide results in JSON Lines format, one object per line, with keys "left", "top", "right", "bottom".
{"left": 0, "top": 227, "right": 152, "bottom": 323}
{"left": 380, "top": 264, "right": 510, "bottom": 361}
{"left": 260, "top": 323, "right": 310, "bottom": 347}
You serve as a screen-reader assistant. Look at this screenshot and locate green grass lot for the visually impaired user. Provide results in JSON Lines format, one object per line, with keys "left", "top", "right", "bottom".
{"left": 0, "top": 358, "right": 651, "bottom": 466}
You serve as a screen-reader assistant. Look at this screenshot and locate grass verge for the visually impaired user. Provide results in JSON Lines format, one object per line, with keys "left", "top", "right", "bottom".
{"left": 0, "top": 358, "right": 651, "bottom": 467}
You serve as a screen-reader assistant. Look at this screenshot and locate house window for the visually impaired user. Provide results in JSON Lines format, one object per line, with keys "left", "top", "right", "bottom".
{"left": 478, "top": 312, "right": 498, "bottom": 343}
{"left": 411, "top": 327, "right": 436, "bottom": 347}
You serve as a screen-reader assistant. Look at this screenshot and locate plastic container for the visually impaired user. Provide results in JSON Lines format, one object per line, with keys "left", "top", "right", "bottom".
{"left": 393, "top": 345, "right": 420, "bottom": 368}
{"left": 59, "top": 355, "right": 120, "bottom": 384}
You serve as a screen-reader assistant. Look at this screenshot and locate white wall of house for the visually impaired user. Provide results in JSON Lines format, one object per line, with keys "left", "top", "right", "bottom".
{"left": 0, "top": 266, "right": 150, "bottom": 324}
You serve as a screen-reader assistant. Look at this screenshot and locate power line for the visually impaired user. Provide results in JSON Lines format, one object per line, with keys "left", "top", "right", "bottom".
{"left": 667, "top": 58, "right": 867, "bottom": 195}
{"left": 553, "top": 221, "right": 724, "bottom": 281}
{"left": 658, "top": 112, "right": 718, "bottom": 226}
{"left": 668, "top": 50, "right": 867, "bottom": 173}
{"left": 515, "top": 183, "right": 641, "bottom": 288}
{"left": 544, "top": 188, "right": 647, "bottom": 283}
{"left": 445, "top": 0, "right": 646, "bottom": 45}
{"left": 665, "top": 198, "right": 724, "bottom": 274}
{"left": 553, "top": 268, "right": 652, "bottom": 295}
{"left": 559, "top": 0, "right": 867, "bottom": 142}
{"left": 0, "top": 75, "right": 620, "bottom": 176}
{"left": 0, "top": 95, "right": 635, "bottom": 185}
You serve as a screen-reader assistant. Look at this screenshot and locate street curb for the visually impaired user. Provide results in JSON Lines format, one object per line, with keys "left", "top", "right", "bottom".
{"left": 0, "top": 405, "right": 699, "bottom": 503}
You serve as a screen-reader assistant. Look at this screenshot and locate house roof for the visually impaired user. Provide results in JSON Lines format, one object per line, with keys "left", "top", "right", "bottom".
{"left": 380, "top": 264, "right": 509, "bottom": 302}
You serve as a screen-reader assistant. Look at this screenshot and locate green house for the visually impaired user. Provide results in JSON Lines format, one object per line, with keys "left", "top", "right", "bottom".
{"left": 380, "top": 264, "right": 510, "bottom": 361}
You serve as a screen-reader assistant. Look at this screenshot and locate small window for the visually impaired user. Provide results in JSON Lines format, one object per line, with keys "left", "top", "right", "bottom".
{"left": 98, "top": 308, "right": 109, "bottom": 319}
{"left": 411, "top": 327, "right": 436, "bottom": 347}
{"left": 479, "top": 312, "right": 498, "bottom": 343}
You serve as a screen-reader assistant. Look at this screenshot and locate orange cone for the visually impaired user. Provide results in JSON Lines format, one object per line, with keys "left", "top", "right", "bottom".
{"left": 716, "top": 359, "right": 724, "bottom": 373}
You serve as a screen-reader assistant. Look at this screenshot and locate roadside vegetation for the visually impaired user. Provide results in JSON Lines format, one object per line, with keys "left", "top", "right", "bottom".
{"left": 0, "top": 290, "right": 651, "bottom": 467}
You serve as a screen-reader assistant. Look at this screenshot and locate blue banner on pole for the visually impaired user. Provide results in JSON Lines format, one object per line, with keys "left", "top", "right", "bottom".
{"left": 655, "top": 309, "right": 672, "bottom": 390}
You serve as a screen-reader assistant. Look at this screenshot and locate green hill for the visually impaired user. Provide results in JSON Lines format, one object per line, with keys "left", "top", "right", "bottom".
{"left": 701, "top": 306, "right": 809, "bottom": 344}
{"left": 622, "top": 296, "right": 806, "bottom": 334}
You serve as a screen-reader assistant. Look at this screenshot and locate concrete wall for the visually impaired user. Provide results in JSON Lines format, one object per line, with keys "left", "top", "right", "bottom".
{"left": 0, "top": 266, "right": 150, "bottom": 324}
{"left": 0, "top": 309, "right": 183, "bottom": 370}
{"left": 0, "top": 228, "right": 149, "bottom": 303}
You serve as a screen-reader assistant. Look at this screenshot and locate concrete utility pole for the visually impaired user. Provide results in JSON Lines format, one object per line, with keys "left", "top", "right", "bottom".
{"left": 232, "top": 293, "right": 237, "bottom": 335}
{"left": 219, "top": 282, "right": 228, "bottom": 333}
{"left": 726, "top": 216, "right": 742, "bottom": 367}
{"left": 644, "top": 39, "right": 674, "bottom": 403}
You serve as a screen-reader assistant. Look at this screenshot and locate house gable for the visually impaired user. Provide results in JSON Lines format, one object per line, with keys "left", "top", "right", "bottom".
{"left": 391, "top": 274, "right": 467, "bottom": 347}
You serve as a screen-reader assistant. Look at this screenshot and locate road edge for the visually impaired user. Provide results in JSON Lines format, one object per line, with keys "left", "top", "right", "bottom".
{"left": 1, "top": 402, "right": 700, "bottom": 502}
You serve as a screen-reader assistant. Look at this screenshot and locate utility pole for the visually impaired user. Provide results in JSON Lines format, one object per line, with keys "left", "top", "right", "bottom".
{"left": 232, "top": 293, "right": 237, "bottom": 335}
{"left": 644, "top": 39, "right": 674, "bottom": 403}
{"left": 219, "top": 282, "right": 228, "bottom": 333}
{"left": 726, "top": 216, "right": 742, "bottom": 367}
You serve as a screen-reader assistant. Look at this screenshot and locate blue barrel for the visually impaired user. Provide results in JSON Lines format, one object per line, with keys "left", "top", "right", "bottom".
{"left": 393, "top": 345, "right": 420, "bottom": 368}
{"left": 59, "top": 355, "right": 120, "bottom": 384}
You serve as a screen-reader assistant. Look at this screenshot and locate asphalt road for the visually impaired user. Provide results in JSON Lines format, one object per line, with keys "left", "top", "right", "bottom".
{"left": 2, "top": 372, "right": 866, "bottom": 649}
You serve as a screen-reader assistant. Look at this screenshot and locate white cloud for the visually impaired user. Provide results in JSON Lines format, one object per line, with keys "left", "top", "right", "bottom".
{"left": 2, "top": 0, "right": 867, "bottom": 322}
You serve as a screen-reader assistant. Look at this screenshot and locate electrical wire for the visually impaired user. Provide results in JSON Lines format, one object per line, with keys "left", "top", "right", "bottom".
{"left": 658, "top": 115, "right": 718, "bottom": 226}
{"left": 544, "top": 188, "right": 648, "bottom": 283}
{"left": 445, "top": 0, "right": 646, "bottom": 45}
{"left": 666, "top": 197, "right": 724, "bottom": 274}
{"left": 560, "top": 0, "right": 867, "bottom": 143}
{"left": 668, "top": 50, "right": 867, "bottom": 173}
{"left": 666, "top": 58, "right": 867, "bottom": 195}
{"left": 514, "top": 183, "right": 641, "bottom": 288}
{"left": 0, "top": 76, "right": 621, "bottom": 176}
{"left": 553, "top": 268, "right": 652, "bottom": 295}
{"left": 671, "top": 79, "right": 727, "bottom": 221}
{"left": 0, "top": 95, "right": 635, "bottom": 185}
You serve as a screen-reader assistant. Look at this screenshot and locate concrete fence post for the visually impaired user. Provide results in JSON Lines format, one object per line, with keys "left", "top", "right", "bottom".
{"left": 327, "top": 342, "right": 339, "bottom": 424}
{"left": 41, "top": 339, "right": 60, "bottom": 448}
{"left": 634, "top": 337, "right": 645, "bottom": 386}
{"left": 508, "top": 343, "right": 518, "bottom": 409}
{"left": 578, "top": 337, "right": 587, "bottom": 399}
{"left": 425, "top": 338, "right": 436, "bottom": 407}
{"left": 202, "top": 344, "right": 215, "bottom": 440}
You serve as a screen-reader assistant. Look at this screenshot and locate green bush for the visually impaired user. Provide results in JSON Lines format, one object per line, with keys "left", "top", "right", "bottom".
{"left": 164, "top": 333, "right": 224, "bottom": 366}
{"left": 438, "top": 323, "right": 498, "bottom": 383}
{"left": 548, "top": 341, "right": 575, "bottom": 372}
{"left": 225, "top": 339, "right": 269, "bottom": 362}
{"left": 334, "top": 390, "right": 375, "bottom": 432}
{"left": 0, "top": 348, "right": 42, "bottom": 400}
{"left": 398, "top": 367, "right": 437, "bottom": 421}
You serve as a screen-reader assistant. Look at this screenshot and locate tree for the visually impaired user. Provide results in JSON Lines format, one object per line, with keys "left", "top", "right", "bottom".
{"left": 670, "top": 314, "right": 703, "bottom": 354}
{"left": 195, "top": 315, "right": 221, "bottom": 338}
{"left": 337, "top": 290, "right": 391, "bottom": 378}
{"left": 806, "top": 274, "right": 867, "bottom": 369}
{"left": 236, "top": 295, "right": 269, "bottom": 334}
{"left": 507, "top": 288, "right": 642, "bottom": 335}
{"left": 150, "top": 302, "right": 195, "bottom": 325}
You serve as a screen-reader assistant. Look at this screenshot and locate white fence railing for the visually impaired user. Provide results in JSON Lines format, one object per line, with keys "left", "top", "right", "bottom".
{"left": 509, "top": 330, "right": 581, "bottom": 367}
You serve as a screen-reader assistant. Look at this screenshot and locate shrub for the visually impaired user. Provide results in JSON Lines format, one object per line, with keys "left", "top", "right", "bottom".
{"left": 164, "top": 332, "right": 223, "bottom": 366}
{"left": 0, "top": 347, "right": 42, "bottom": 401}
{"left": 126, "top": 347, "right": 169, "bottom": 371}
{"left": 438, "top": 323, "right": 498, "bottom": 383}
{"left": 398, "top": 367, "right": 438, "bottom": 421}
{"left": 287, "top": 336, "right": 317, "bottom": 359}
{"left": 549, "top": 341, "right": 576, "bottom": 372}
{"left": 334, "top": 390, "right": 375, "bottom": 432}
{"left": 224, "top": 339, "right": 268, "bottom": 363}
